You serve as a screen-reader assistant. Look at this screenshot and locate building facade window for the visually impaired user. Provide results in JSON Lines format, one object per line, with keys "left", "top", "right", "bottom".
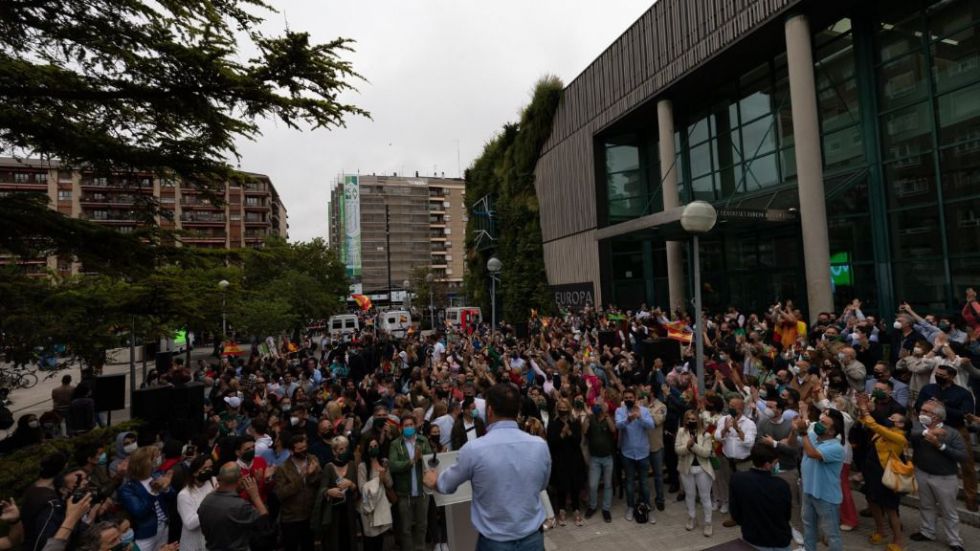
{"left": 57, "top": 190, "right": 72, "bottom": 201}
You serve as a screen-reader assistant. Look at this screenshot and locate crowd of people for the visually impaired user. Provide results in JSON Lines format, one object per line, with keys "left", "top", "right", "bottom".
{"left": 2, "top": 291, "right": 980, "bottom": 551}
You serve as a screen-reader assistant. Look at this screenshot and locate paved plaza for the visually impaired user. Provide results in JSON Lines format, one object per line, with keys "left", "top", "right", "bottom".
{"left": 541, "top": 490, "right": 980, "bottom": 551}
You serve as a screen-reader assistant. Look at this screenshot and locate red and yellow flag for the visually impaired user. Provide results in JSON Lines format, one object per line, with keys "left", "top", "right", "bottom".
{"left": 222, "top": 341, "right": 245, "bottom": 356}
{"left": 665, "top": 321, "right": 693, "bottom": 344}
{"left": 352, "top": 294, "right": 373, "bottom": 311}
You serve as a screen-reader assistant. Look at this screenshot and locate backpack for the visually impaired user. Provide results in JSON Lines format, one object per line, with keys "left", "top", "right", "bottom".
{"left": 634, "top": 502, "right": 650, "bottom": 524}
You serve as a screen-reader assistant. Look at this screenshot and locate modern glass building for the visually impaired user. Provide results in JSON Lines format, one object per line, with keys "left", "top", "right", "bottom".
{"left": 534, "top": 0, "right": 980, "bottom": 319}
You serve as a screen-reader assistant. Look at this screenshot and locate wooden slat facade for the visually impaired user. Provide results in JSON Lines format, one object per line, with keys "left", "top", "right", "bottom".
{"left": 533, "top": 0, "right": 801, "bottom": 301}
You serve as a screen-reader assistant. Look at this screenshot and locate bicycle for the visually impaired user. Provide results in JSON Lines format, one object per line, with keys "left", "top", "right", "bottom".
{"left": 0, "top": 367, "right": 38, "bottom": 390}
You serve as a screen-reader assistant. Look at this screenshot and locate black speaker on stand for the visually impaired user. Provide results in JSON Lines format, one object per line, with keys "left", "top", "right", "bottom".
{"left": 131, "top": 382, "right": 204, "bottom": 441}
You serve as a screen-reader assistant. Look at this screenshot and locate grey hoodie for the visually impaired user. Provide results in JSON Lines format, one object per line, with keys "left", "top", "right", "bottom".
{"left": 108, "top": 432, "right": 136, "bottom": 477}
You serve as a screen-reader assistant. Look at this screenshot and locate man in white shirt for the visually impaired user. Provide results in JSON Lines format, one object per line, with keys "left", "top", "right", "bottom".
{"left": 713, "top": 397, "right": 756, "bottom": 525}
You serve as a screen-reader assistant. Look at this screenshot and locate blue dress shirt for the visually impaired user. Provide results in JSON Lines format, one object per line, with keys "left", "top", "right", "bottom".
{"left": 437, "top": 420, "right": 551, "bottom": 542}
{"left": 615, "top": 404, "right": 654, "bottom": 460}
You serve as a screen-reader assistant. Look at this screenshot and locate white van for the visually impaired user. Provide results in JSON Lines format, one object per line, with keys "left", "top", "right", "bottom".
{"left": 328, "top": 314, "right": 360, "bottom": 341}
{"left": 445, "top": 307, "right": 482, "bottom": 330}
{"left": 377, "top": 310, "right": 412, "bottom": 338}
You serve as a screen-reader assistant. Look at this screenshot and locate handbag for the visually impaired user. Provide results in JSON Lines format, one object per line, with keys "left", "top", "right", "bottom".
{"left": 881, "top": 449, "right": 917, "bottom": 495}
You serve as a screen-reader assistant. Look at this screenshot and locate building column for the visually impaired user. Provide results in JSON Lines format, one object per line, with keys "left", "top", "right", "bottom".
{"left": 657, "top": 99, "right": 686, "bottom": 314}
{"left": 785, "top": 14, "right": 833, "bottom": 322}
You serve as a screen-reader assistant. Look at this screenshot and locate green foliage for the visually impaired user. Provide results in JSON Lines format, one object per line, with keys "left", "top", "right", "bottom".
{"left": 0, "top": 420, "right": 142, "bottom": 499}
{"left": 463, "top": 76, "right": 563, "bottom": 321}
{"left": 0, "top": 0, "right": 368, "bottom": 184}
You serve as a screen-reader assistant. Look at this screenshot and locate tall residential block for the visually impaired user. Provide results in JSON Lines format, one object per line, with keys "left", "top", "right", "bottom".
{"left": 328, "top": 174, "right": 467, "bottom": 296}
{"left": 0, "top": 157, "right": 288, "bottom": 275}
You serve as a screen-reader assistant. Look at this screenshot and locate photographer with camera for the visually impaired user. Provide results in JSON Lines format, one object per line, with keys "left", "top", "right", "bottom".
{"left": 28, "top": 467, "right": 113, "bottom": 551}
{"left": 117, "top": 446, "right": 176, "bottom": 551}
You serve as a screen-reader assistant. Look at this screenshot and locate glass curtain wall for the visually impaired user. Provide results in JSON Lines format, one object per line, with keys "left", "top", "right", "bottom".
{"left": 877, "top": 0, "right": 980, "bottom": 311}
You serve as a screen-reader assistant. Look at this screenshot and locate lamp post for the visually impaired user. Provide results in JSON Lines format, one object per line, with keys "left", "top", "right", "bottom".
{"left": 426, "top": 272, "right": 435, "bottom": 331}
{"left": 218, "top": 279, "right": 230, "bottom": 339}
{"left": 680, "top": 201, "right": 718, "bottom": 395}
{"left": 402, "top": 279, "right": 411, "bottom": 308}
{"left": 487, "top": 257, "right": 502, "bottom": 337}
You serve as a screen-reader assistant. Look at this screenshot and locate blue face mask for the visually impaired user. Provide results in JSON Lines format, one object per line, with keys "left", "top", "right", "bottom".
{"left": 402, "top": 427, "right": 416, "bottom": 439}
{"left": 97, "top": 452, "right": 108, "bottom": 465}
{"left": 120, "top": 529, "right": 135, "bottom": 544}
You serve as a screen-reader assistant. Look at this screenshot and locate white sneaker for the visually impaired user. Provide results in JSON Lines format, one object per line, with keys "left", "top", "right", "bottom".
{"left": 719, "top": 503, "right": 729, "bottom": 514}
{"left": 703, "top": 524, "right": 713, "bottom": 537}
{"left": 685, "top": 517, "right": 695, "bottom": 531}
{"left": 648, "top": 514, "right": 656, "bottom": 524}
{"left": 792, "top": 528, "right": 804, "bottom": 545}
{"left": 711, "top": 501, "right": 719, "bottom": 511}
{"left": 625, "top": 508, "right": 633, "bottom": 522}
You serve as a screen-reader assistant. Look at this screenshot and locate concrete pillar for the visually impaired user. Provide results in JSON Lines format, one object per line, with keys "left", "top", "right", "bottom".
{"left": 657, "top": 99, "right": 687, "bottom": 314}
{"left": 785, "top": 14, "right": 834, "bottom": 321}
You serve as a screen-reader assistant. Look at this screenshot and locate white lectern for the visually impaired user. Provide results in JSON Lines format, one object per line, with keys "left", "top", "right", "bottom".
{"left": 427, "top": 451, "right": 479, "bottom": 551}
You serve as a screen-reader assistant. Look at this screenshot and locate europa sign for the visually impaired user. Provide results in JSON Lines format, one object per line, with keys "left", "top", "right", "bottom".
{"left": 552, "top": 282, "right": 595, "bottom": 311}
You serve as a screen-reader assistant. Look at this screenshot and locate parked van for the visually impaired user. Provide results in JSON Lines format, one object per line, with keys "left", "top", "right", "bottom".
{"left": 377, "top": 310, "right": 412, "bottom": 338}
{"left": 445, "top": 307, "right": 482, "bottom": 332}
{"left": 328, "top": 314, "right": 360, "bottom": 341}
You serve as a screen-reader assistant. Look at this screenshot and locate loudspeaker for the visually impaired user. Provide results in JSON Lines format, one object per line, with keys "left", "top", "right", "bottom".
{"left": 93, "top": 374, "right": 126, "bottom": 412}
{"left": 132, "top": 383, "right": 205, "bottom": 441}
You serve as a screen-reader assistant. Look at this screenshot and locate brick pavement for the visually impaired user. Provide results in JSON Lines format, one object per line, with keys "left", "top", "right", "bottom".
{"left": 540, "top": 488, "right": 979, "bottom": 551}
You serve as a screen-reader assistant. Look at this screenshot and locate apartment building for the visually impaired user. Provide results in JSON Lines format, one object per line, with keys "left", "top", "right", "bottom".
{"left": 328, "top": 173, "right": 467, "bottom": 296}
{"left": 0, "top": 157, "right": 288, "bottom": 275}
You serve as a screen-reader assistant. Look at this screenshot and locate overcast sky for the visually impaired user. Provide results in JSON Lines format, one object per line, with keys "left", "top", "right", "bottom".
{"left": 234, "top": 0, "right": 652, "bottom": 242}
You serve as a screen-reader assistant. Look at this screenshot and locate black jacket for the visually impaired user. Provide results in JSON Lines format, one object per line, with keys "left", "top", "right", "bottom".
{"left": 730, "top": 468, "right": 792, "bottom": 548}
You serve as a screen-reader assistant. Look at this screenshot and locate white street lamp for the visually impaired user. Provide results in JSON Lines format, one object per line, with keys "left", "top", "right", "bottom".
{"left": 487, "top": 257, "right": 502, "bottom": 336}
{"left": 680, "top": 201, "right": 717, "bottom": 395}
{"left": 403, "top": 279, "right": 411, "bottom": 308}
{"left": 425, "top": 272, "right": 435, "bottom": 331}
{"left": 218, "top": 279, "right": 230, "bottom": 339}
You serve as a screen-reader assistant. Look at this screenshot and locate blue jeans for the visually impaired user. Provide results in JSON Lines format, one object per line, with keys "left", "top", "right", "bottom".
{"left": 750, "top": 545, "right": 792, "bottom": 551}
{"left": 622, "top": 454, "right": 650, "bottom": 509}
{"left": 802, "top": 493, "right": 842, "bottom": 551}
{"left": 589, "top": 455, "right": 614, "bottom": 511}
{"left": 476, "top": 530, "right": 543, "bottom": 551}
{"left": 649, "top": 448, "right": 665, "bottom": 505}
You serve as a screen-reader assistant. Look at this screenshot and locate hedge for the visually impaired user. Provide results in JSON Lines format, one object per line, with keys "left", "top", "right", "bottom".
{"left": 0, "top": 420, "right": 142, "bottom": 499}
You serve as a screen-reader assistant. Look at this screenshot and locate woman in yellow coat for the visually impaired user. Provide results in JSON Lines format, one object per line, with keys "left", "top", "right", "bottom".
{"left": 857, "top": 395, "right": 908, "bottom": 551}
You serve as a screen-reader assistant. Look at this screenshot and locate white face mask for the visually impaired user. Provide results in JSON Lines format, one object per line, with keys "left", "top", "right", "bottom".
{"left": 918, "top": 414, "right": 933, "bottom": 427}
{"left": 893, "top": 321, "right": 903, "bottom": 330}
{"left": 28, "top": 420, "right": 40, "bottom": 429}
{"left": 123, "top": 442, "right": 138, "bottom": 454}
{"left": 290, "top": 416, "right": 300, "bottom": 426}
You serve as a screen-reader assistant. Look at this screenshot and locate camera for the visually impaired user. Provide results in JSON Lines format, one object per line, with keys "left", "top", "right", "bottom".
{"left": 72, "top": 484, "right": 110, "bottom": 505}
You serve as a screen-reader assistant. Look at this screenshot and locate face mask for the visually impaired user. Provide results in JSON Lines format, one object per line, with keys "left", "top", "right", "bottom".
{"left": 759, "top": 389, "right": 768, "bottom": 399}
{"left": 686, "top": 421, "right": 698, "bottom": 432}
{"left": 402, "top": 427, "right": 416, "bottom": 439}
{"left": 120, "top": 528, "right": 135, "bottom": 544}
{"left": 872, "top": 389, "right": 887, "bottom": 400}
{"left": 241, "top": 450, "right": 255, "bottom": 462}
{"left": 763, "top": 408, "right": 776, "bottom": 419}
{"left": 28, "top": 419, "right": 40, "bottom": 429}
{"left": 196, "top": 469, "right": 213, "bottom": 482}
{"left": 935, "top": 375, "right": 950, "bottom": 386}
{"left": 728, "top": 407, "right": 739, "bottom": 417}
{"left": 558, "top": 409, "right": 570, "bottom": 417}
{"left": 290, "top": 416, "right": 300, "bottom": 426}
{"left": 123, "top": 443, "right": 138, "bottom": 454}
{"left": 332, "top": 452, "right": 349, "bottom": 465}
{"left": 918, "top": 414, "right": 933, "bottom": 427}
{"left": 591, "top": 404, "right": 602, "bottom": 416}
{"left": 368, "top": 446, "right": 380, "bottom": 458}
{"left": 624, "top": 400, "right": 635, "bottom": 410}
{"left": 374, "top": 417, "right": 387, "bottom": 429}
{"left": 573, "top": 399, "right": 584, "bottom": 409}
{"left": 813, "top": 422, "right": 827, "bottom": 436}
{"left": 97, "top": 452, "right": 108, "bottom": 465}
{"left": 153, "top": 455, "right": 163, "bottom": 468}
{"left": 469, "top": 409, "right": 479, "bottom": 419}
{"left": 893, "top": 321, "right": 903, "bottom": 330}
{"left": 281, "top": 404, "right": 292, "bottom": 412}
{"left": 938, "top": 322, "right": 950, "bottom": 332}
{"left": 913, "top": 347, "right": 924, "bottom": 355}
{"left": 837, "top": 353, "right": 846, "bottom": 363}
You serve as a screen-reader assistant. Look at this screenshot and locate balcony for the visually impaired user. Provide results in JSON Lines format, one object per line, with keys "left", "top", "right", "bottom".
{"left": 180, "top": 213, "right": 225, "bottom": 225}
{"left": 180, "top": 198, "right": 223, "bottom": 210}
{"left": 80, "top": 176, "right": 153, "bottom": 190}
{"left": 243, "top": 200, "right": 267, "bottom": 210}
{"left": 80, "top": 194, "right": 139, "bottom": 206}
{"left": 81, "top": 210, "right": 140, "bottom": 223}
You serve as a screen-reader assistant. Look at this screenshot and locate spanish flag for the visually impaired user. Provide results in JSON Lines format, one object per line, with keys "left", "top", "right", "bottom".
{"left": 352, "top": 294, "right": 373, "bottom": 311}
{"left": 222, "top": 341, "right": 245, "bottom": 356}
{"left": 665, "top": 321, "right": 693, "bottom": 344}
